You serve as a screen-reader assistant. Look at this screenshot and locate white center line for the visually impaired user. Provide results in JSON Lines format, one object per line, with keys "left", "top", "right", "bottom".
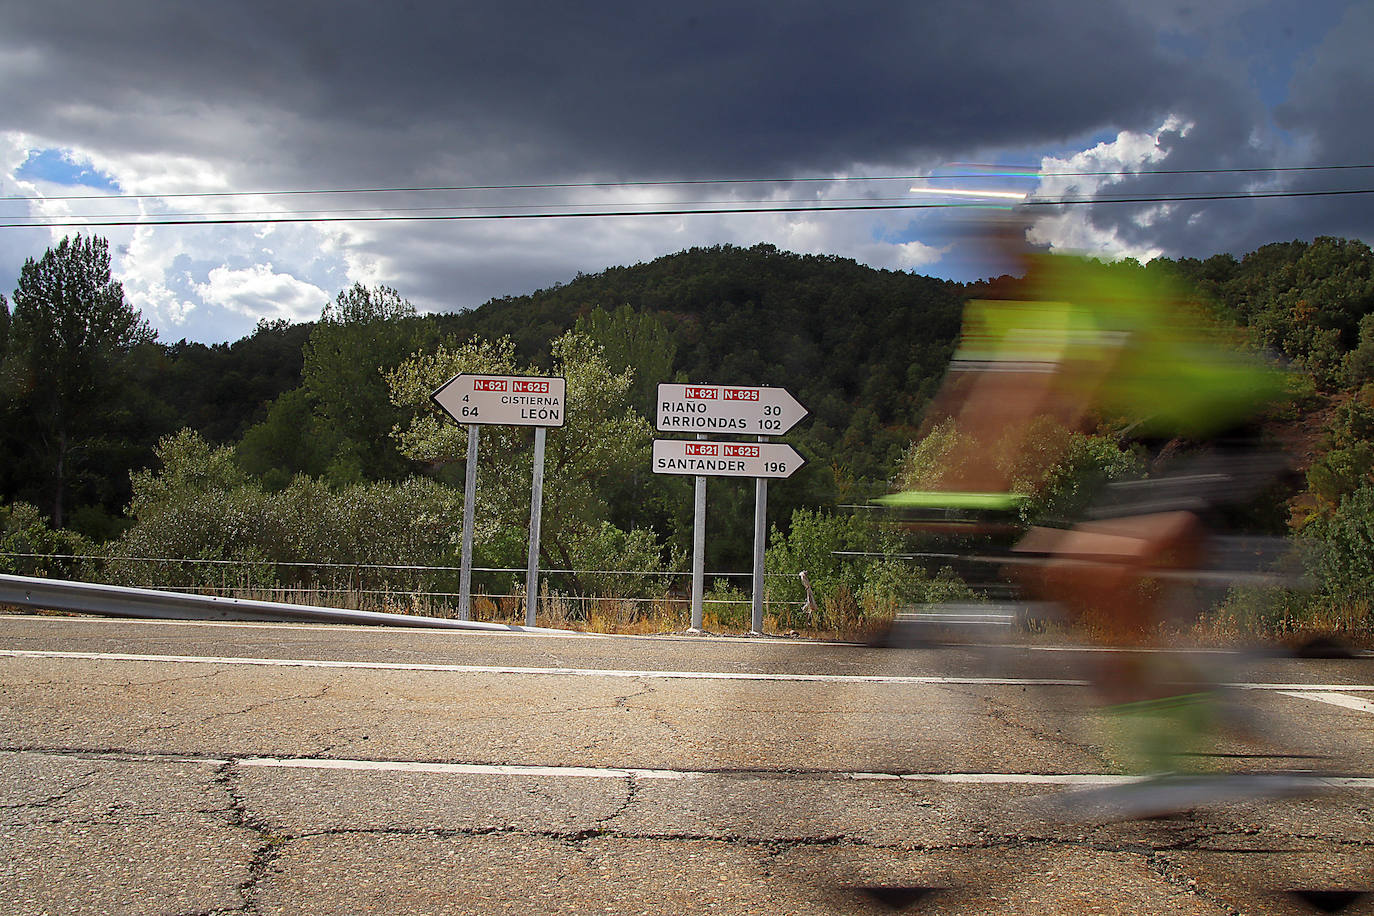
{"left": 5, "top": 750, "right": 1373, "bottom": 789}
{"left": 1277, "top": 690, "right": 1374, "bottom": 714}
{"left": 4, "top": 648, "right": 1374, "bottom": 692}
{"left": 54, "top": 752, "right": 1374, "bottom": 788}
{"left": 235, "top": 757, "right": 1159, "bottom": 784}
{"left": 239, "top": 757, "right": 696, "bottom": 780}
{"left": 0, "top": 649, "right": 1088, "bottom": 685}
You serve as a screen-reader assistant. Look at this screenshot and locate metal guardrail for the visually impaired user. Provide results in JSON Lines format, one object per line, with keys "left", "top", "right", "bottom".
{"left": 0, "top": 573, "right": 573, "bottom": 633}
{"left": 0, "top": 551, "right": 788, "bottom": 577}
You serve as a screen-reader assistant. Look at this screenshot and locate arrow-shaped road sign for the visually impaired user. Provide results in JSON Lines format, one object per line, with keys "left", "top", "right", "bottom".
{"left": 651, "top": 439, "right": 806, "bottom": 479}
{"left": 432, "top": 374, "right": 567, "bottom": 428}
{"left": 656, "top": 383, "right": 808, "bottom": 436}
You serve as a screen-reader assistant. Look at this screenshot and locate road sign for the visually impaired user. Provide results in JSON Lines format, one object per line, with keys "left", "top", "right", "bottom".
{"left": 431, "top": 374, "right": 567, "bottom": 428}
{"left": 652, "top": 439, "right": 805, "bottom": 479}
{"left": 656, "top": 383, "right": 807, "bottom": 435}
{"left": 430, "top": 373, "right": 564, "bottom": 624}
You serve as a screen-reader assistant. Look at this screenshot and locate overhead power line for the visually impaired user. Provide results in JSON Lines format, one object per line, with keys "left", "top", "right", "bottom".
{"left": 1, "top": 187, "right": 1372, "bottom": 230}
{"left": 0, "top": 195, "right": 947, "bottom": 222}
{"left": 4, "top": 163, "right": 1373, "bottom": 203}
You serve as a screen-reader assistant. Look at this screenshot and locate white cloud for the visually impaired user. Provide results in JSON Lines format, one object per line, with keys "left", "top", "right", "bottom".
{"left": 0, "top": 134, "right": 360, "bottom": 338}
{"left": 0, "top": 133, "right": 55, "bottom": 298}
{"left": 897, "top": 239, "right": 949, "bottom": 268}
{"left": 82, "top": 148, "right": 230, "bottom": 197}
{"left": 195, "top": 264, "right": 328, "bottom": 322}
{"left": 1025, "top": 116, "right": 1194, "bottom": 261}
{"left": 119, "top": 226, "right": 195, "bottom": 325}
{"left": 0, "top": 131, "right": 34, "bottom": 173}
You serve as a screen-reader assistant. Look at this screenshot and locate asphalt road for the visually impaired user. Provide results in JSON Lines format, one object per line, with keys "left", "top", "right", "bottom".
{"left": 1, "top": 613, "right": 1371, "bottom": 915}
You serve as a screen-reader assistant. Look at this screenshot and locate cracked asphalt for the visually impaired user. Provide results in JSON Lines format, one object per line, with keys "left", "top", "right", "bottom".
{"left": 1, "top": 614, "right": 1371, "bottom": 915}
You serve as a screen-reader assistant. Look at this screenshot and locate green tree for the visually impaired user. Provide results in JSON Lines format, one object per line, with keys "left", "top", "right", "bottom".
{"left": 574, "top": 303, "right": 678, "bottom": 414}
{"left": 301, "top": 283, "right": 433, "bottom": 481}
{"left": 1305, "top": 483, "right": 1374, "bottom": 601}
{"left": 994, "top": 418, "right": 1142, "bottom": 525}
{"left": 562, "top": 521, "right": 685, "bottom": 599}
{"left": 892, "top": 419, "right": 976, "bottom": 492}
{"left": 1298, "top": 396, "right": 1374, "bottom": 521}
{"left": 3, "top": 235, "right": 154, "bottom": 527}
{"left": 234, "top": 387, "right": 340, "bottom": 489}
{"left": 387, "top": 335, "right": 524, "bottom": 479}
{"left": 108, "top": 428, "right": 466, "bottom": 597}
{"left": 1344, "top": 313, "right": 1374, "bottom": 384}
{"left": 764, "top": 508, "right": 874, "bottom": 612}
{"left": 0, "top": 501, "right": 90, "bottom": 578}
{"left": 1204, "top": 237, "right": 1374, "bottom": 387}
{"left": 1307, "top": 443, "right": 1374, "bottom": 512}
{"left": 388, "top": 330, "right": 655, "bottom": 591}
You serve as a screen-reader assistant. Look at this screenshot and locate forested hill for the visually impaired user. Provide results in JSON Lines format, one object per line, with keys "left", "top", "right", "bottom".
{"left": 0, "top": 243, "right": 967, "bottom": 542}
{"left": 4, "top": 235, "right": 1374, "bottom": 555}
{"left": 436, "top": 243, "right": 967, "bottom": 482}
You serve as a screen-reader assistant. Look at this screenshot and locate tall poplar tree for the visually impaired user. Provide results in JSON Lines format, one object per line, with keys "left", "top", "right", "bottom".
{"left": 4, "top": 235, "right": 154, "bottom": 526}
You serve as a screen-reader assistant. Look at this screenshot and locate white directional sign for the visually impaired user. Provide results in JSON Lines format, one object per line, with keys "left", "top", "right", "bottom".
{"left": 652, "top": 439, "right": 805, "bottom": 479}
{"left": 431, "top": 374, "right": 567, "bottom": 427}
{"left": 657, "top": 383, "right": 808, "bottom": 435}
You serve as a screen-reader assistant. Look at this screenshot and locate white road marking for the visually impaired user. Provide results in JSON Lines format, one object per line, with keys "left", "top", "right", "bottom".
{"left": 0, "top": 613, "right": 605, "bottom": 638}
{"left": 0, "top": 649, "right": 1088, "bottom": 685}
{"left": 235, "top": 757, "right": 1157, "bottom": 784}
{"left": 238, "top": 757, "right": 695, "bottom": 780}
{"left": 0, "top": 616, "right": 1272, "bottom": 652}
{"left": 1277, "top": 690, "right": 1374, "bottom": 714}
{"left": 3, "top": 648, "right": 1374, "bottom": 693}
{"left": 9, "top": 749, "right": 1373, "bottom": 789}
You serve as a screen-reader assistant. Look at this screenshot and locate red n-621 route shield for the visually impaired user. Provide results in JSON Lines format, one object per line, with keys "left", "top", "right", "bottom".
{"left": 651, "top": 439, "right": 805, "bottom": 479}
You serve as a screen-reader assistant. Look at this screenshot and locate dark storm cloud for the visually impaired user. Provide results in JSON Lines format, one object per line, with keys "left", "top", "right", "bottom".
{"left": 1268, "top": 1, "right": 1374, "bottom": 245}
{"left": 1066, "top": 73, "right": 1284, "bottom": 257}
{"left": 1032, "top": 1, "right": 1372, "bottom": 260}
{"left": 1, "top": 0, "right": 1198, "bottom": 182}
{"left": 3, "top": 0, "right": 1370, "bottom": 343}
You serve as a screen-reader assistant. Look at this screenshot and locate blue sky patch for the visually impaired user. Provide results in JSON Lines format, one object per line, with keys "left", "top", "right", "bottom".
{"left": 15, "top": 148, "right": 120, "bottom": 191}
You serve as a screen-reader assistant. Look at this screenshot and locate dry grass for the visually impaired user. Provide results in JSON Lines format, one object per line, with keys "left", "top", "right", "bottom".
{"left": 7, "top": 577, "right": 1367, "bottom": 647}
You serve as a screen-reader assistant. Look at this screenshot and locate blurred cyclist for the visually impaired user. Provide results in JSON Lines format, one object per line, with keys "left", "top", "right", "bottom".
{"left": 880, "top": 227, "right": 1291, "bottom": 778}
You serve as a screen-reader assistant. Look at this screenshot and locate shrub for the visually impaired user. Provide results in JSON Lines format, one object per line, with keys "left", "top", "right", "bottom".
{"left": 0, "top": 503, "right": 91, "bottom": 579}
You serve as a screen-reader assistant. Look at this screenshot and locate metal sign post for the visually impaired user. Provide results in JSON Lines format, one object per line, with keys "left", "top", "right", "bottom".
{"left": 751, "top": 436, "right": 768, "bottom": 635}
{"left": 526, "top": 426, "right": 547, "bottom": 626}
{"left": 653, "top": 437, "right": 805, "bottom": 635}
{"left": 654, "top": 383, "right": 808, "bottom": 636}
{"left": 689, "top": 432, "right": 707, "bottom": 633}
{"left": 459, "top": 424, "right": 479, "bottom": 620}
{"left": 431, "top": 373, "right": 566, "bottom": 627}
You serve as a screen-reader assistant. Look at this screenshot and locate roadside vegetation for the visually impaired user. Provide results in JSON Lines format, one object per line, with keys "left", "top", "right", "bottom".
{"left": 2, "top": 235, "right": 1373, "bottom": 643}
